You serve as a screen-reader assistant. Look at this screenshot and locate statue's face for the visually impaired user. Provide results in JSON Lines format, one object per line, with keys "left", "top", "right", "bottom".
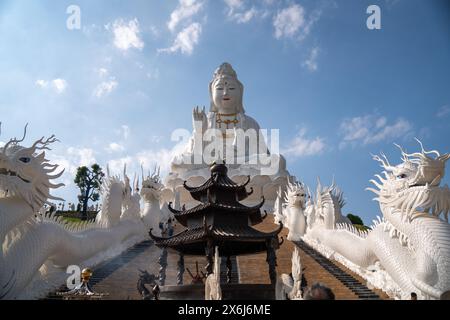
{"left": 212, "top": 77, "right": 241, "bottom": 113}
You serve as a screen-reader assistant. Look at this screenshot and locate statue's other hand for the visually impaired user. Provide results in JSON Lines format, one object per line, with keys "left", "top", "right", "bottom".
{"left": 192, "top": 106, "right": 207, "bottom": 131}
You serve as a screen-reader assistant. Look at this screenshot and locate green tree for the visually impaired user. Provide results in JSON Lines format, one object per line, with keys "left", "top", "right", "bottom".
{"left": 347, "top": 213, "right": 364, "bottom": 226}
{"left": 74, "top": 164, "right": 104, "bottom": 221}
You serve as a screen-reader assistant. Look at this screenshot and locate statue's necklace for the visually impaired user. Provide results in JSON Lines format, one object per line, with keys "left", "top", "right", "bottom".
{"left": 216, "top": 113, "right": 239, "bottom": 129}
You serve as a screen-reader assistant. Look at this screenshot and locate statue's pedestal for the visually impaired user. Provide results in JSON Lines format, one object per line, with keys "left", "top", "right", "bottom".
{"left": 159, "top": 284, "right": 275, "bottom": 300}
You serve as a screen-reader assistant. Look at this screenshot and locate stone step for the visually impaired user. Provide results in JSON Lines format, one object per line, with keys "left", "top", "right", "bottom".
{"left": 295, "top": 240, "right": 381, "bottom": 300}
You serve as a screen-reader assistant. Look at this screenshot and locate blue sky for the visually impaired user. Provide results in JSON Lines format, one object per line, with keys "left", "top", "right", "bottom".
{"left": 0, "top": 0, "right": 449, "bottom": 224}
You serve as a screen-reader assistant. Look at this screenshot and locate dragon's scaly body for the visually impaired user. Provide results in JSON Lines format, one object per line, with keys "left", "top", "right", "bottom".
{"left": 0, "top": 127, "right": 145, "bottom": 299}
{"left": 299, "top": 141, "right": 450, "bottom": 299}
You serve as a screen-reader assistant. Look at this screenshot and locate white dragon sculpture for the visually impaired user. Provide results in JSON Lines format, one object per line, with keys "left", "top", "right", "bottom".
{"left": 140, "top": 166, "right": 171, "bottom": 236}
{"left": 0, "top": 125, "right": 146, "bottom": 299}
{"left": 300, "top": 140, "right": 450, "bottom": 299}
{"left": 274, "top": 181, "right": 309, "bottom": 241}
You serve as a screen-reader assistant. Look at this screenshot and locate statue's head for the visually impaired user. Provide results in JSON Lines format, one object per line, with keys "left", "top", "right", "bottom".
{"left": 209, "top": 62, "right": 245, "bottom": 114}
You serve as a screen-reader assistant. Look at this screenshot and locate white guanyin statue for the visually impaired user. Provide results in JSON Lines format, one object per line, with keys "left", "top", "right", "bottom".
{"left": 165, "top": 62, "right": 291, "bottom": 209}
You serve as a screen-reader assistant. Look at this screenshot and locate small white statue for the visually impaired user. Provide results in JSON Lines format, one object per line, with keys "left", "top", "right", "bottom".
{"left": 205, "top": 247, "right": 222, "bottom": 300}
{"left": 276, "top": 247, "right": 303, "bottom": 300}
{"left": 275, "top": 180, "right": 308, "bottom": 241}
{"left": 140, "top": 166, "right": 169, "bottom": 236}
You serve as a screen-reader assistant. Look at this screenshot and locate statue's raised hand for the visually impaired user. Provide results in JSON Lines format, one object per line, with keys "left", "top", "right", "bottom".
{"left": 192, "top": 106, "right": 207, "bottom": 132}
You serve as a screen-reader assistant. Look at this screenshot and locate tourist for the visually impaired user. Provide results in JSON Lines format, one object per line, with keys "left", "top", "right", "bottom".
{"left": 300, "top": 272, "right": 308, "bottom": 297}
{"left": 303, "top": 283, "right": 335, "bottom": 300}
{"left": 167, "top": 218, "right": 174, "bottom": 237}
{"left": 411, "top": 292, "right": 417, "bottom": 300}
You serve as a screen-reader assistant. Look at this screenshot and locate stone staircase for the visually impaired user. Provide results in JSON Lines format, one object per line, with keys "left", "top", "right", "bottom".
{"left": 296, "top": 240, "right": 381, "bottom": 299}
{"left": 220, "top": 257, "right": 239, "bottom": 284}
{"left": 88, "top": 240, "right": 154, "bottom": 287}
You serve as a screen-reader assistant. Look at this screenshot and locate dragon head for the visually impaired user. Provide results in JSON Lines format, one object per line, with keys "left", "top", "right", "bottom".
{"left": 368, "top": 139, "right": 450, "bottom": 222}
{"left": 96, "top": 166, "right": 126, "bottom": 227}
{"left": 121, "top": 164, "right": 141, "bottom": 218}
{"left": 140, "top": 165, "right": 163, "bottom": 201}
{"left": 122, "top": 164, "right": 132, "bottom": 203}
{"left": 285, "top": 180, "right": 308, "bottom": 209}
{"left": 313, "top": 178, "right": 346, "bottom": 228}
{"left": 0, "top": 124, "right": 64, "bottom": 211}
{"left": 367, "top": 141, "right": 450, "bottom": 299}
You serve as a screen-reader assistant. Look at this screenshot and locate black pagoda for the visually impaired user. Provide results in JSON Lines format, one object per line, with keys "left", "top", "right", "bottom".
{"left": 149, "top": 162, "right": 283, "bottom": 284}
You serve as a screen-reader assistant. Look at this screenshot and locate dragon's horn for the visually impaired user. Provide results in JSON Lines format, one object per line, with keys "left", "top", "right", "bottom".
{"left": 330, "top": 175, "right": 336, "bottom": 190}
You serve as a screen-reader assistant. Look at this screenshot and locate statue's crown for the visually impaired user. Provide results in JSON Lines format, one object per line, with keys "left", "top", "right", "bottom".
{"left": 213, "top": 62, "right": 237, "bottom": 80}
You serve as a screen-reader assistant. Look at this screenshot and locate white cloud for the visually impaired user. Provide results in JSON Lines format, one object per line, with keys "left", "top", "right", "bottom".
{"left": 35, "top": 79, "right": 48, "bottom": 88}
{"left": 96, "top": 68, "right": 109, "bottom": 78}
{"left": 367, "top": 119, "right": 412, "bottom": 144}
{"left": 224, "top": 0, "right": 260, "bottom": 24}
{"left": 36, "top": 78, "right": 67, "bottom": 94}
{"left": 436, "top": 105, "right": 450, "bottom": 118}
{"left": 284, "top": 128, "right": 326, "bottom": 158}
{"left": 375, "top": 116, "right": 387, "bottom": 128}
{"left": 93, "top": 77, "right": 118, "bottom": 98}
{"left": 49, "top": 147, "right": 97, "bottom": 188}
{"left": 106, "top": 142, "right": 125, "bottom": 153}
{"left": 303, "top": 46, "right": 319, "bottom": 72}
{"left": 107, "top": 156, "right": 134, "bottom": 174}
{"left": 224, "top": 0, "right": 243, "bottom": 11}
{"left": 273, "top": 4, "right": 305, "bottom": 39}
{"left": 233, "top": 7, "right": 259, "bottom": 24}
{"left": 168, "top": 0, "right": 204, "bottom": 32}
{"left": 52, "top": 79, "right": 67, "bottom": 94}
{"left": 339, "top": 114, "right": 413, "bottom": 149}
{"left": 108, "top": 18, "right": 144, "bottom": 51}
{"left": 66, "top": 147, "right": 96, "bottom": 167}
{"left": 158, "top": 23, "right": 202, "bottom": 55}
{"left": 273, "top": 4, "right": 321, "bottom": 40}
{"left": 48, "top": 140, "right": 187, "bottom": 203}
{"left": 107, "top": 141, "right": 186, "bottom": 179}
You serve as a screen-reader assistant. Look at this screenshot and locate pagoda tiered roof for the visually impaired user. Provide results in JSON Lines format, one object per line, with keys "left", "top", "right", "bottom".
{"left": 168, "top": 197, "right": 265, "bottom": 227}
{"left": 183, "top": 174, "right": 251, "bottom": 201}
{"left": 151, "top": 162, "right": 283, "bottom": 259}
{"left": 149, "top": 222, "right": 283, "bottom": 256}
